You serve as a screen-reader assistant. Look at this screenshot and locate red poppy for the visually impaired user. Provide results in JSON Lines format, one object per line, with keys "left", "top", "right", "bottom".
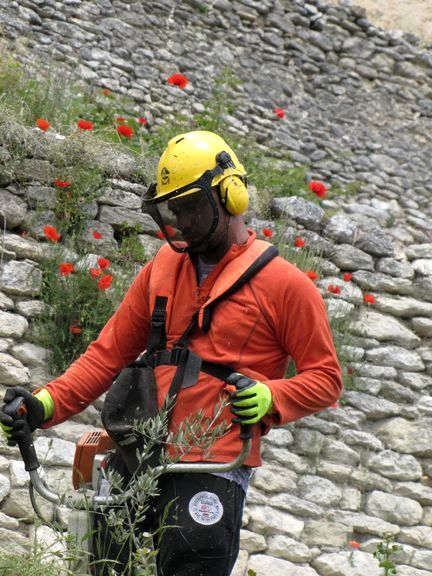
{"left": 167, "top": 73, "right": 189, "bottom": 89}
{"left": 59, "top": 262, "right": 74, "bottom": 276}
{"left": 165, "top": 225, "right": 176, "bottom": 238}
{"left": 137, "top": 117, "right": 147, "bottom": 125}
{"left": 156, "top": 231, "right": 165, "bottom": 240}
{"left": 92, "top": 230, "right": 103, "bottom": 240}
{"left": 273, "top": 107, "right": 285, "bottom": 119}
{"left": 262, "top": 228, "right": 273, "bottom": 238}
{"left": 43, "top": 225, "right": 61, "bottom": 243}
{"left": 36, "top": 118, "right": 50, "bottom": 131}
{"left": 69, "top": 324, "right": 82, "bottom": 335}
{"left": 364, "top": 293, "right": 376, "bottom": 305}
{"left": 329, "top": 402, "right": 339, "bottom": 409}
{"left": 349, "top": 540, "right": 361, "bottom": 549}
{"left": 294, "top": 237, "right": 305, "bottom": 248}
{"left": 54, "top": 179, "right": 71, "bottom": 188}
{"left": 347, "top": 367, "right": 353, "bottom": 376}
{"left": 327, "top": 284, "right": 341, "bottom": 295}
{"left": 308, "top": 180, "right": 327, "bottom": 198}
{"left": 117, "top": 124, "right": 134, "bottom": 139}
{"left": 343, "top": 272, "right": 353, "bottom": 282}
{"left": 77, "top": 119, "right": 94, "bottom": 131}
{"left": 98, "top": 274, "right": 113, "bottom": 290}
{"left": 101, "top": 88, "right": 111, "bottom": 96}
{"left": 116, "top": 116, "right": 126, "bottom": 123}
{"left": 97, "top": 258, "right": 110, "bottom": 269}
{"left": 305, "top": 271, "right": 319, "bottom": 280}
{"left": 89, "top": 268, "right": 102, "bottom": 279}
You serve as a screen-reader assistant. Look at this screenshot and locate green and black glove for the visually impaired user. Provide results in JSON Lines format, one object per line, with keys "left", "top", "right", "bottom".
{"left": 227, "top": 373, "right": 273, "bottom": 425}
{"left": 0, "top": 387, "right": 47, "bottom": 445}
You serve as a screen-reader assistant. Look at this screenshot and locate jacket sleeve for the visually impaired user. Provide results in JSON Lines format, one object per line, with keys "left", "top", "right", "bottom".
{"left": 40, "top": 261, "right": 154, "bottom": 427}
{"left": 262, "top": 260, "right": 343, "bottom": 426}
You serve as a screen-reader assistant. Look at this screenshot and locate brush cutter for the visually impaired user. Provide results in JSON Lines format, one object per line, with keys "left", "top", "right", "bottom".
{"left": 4, "top": 394, "right": 252, "bottom": 575}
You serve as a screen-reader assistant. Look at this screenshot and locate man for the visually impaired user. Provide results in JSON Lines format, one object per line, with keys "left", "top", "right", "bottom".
{"left": 1, "top": 130, "right": 342, "bottom": 575}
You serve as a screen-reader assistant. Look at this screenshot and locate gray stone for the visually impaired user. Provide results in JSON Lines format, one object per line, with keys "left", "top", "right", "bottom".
{"left": 98, "top": 186, "right": 142, "bottom": 209}
{"left": 248, "top": 554, "right": 319, "bottom": 576}
{"left": 352, "top": 270, "right": 413, "bottom": 295}
{"left": 375, "top": 294, "right": 432, "bottom": 319}
{"left": 313, "top": 550, "right": 382, "bottom": 576}
{"left": 366, "top": 490, "right": 423, "bottom": 526}
{"left": 269, "top": 493, "right": 324, "bottom": 519}
{"left": 267, "top": 534, "right": 312, "bottom": 562}
{"left": 329, "top": 510, "right": 400, "bottom": 536}
{"left": 329, "top": 244, "right": 374, "bottom": 271}
{"left": 99, "top": 205, "right": 159, "bottom": 234}
{"left": 2, "top": 232, "right": 46, "bottom": 262}
{"left": 0, "top": 259, "right": 42, "bottom": 296}
{"left": 323, "top": 213, "right": 357, "bottom": 243}
{"left": 399, "top": 372, "right": 432, "bottom": 390}
{"left": 0, "top": 474, "right": 10, "bottom": 504}
{"left": 239, "top": 529, "right": 266, "bottom": 553}
{"left": 271, "top": 196, "right": 324, "bottom": 231}
{"left": 354, "top": 228, "right": 394, "bottom": 257}
{"left": 303, "top": 520, "right": 348, "bottom": 547}
{"left": 350, "top": 309, "right": 420, "bottom": 347}
{"left": 24, "top": 185, "right": 57, "bottom": 210}
{"left": 294, "top": 428, "right": 325, "bottom": 456}
{"left": 10, "top": 342, "right": 50, "bottom": 367}
{"left": 412, "top": 259, "right": 432, "bottom": 276}
{"left": 343, "top": 391, "right": 401, "bottom": 420}
{"left": 0, "top": 352, "right": 30, "bottom": 385}
{"left": 0, "top": 525, "right": 29, "bottom": 554}
{"left": 341, "top": 430, "right": 384, "bottom": 451}
{"left": 15, "top": 300, "right": 45, "bottom": 318}
{"left": 394, "top": 482, "right": 432, "bottom": 506}
{"left": 376, "top": 257, "right": 415, "bottom": 279}
{"left": 399, "top": 526, "right": 432, "bottom": 549}
{"left": 247, "top": 505, "right": 304, "bottom": 538}
{"left": 0, "top": 292, "right": 14, "bottom": 311}
{"left": 322, "top": 439, "right": 360, "bottom": 466}
{"left": 0, "top": 310, "right": 28, "bottom": 338}
{"left": 411, "top": 317, "right": 432, "bottom": 337}
{"left": 297, "top": 475, "right": 342, "bottom": 506}
{"left": 0, "top": 189, "right": 27, "bottom": 229}
{"left": 372, "top": 418, "right": 432, "bottom": 456}
{"left": 366, "top": 345, "right": 425, "bottom": 371}
{"left": 251, "top": 464, "right": 297, "bottom": 493}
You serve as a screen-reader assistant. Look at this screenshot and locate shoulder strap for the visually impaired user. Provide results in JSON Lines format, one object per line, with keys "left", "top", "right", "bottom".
{"left": 201, "top": 244, "right": 278, "bottom": 332}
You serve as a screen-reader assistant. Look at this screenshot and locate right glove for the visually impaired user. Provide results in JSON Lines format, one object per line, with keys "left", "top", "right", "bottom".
{"left": 0, "top": 387, "right": 45, "bottom": 445}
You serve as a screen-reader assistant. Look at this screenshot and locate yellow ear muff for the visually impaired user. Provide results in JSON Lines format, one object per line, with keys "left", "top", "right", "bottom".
{"left": 219, "top": 176, "right": 249, "bottom": 216}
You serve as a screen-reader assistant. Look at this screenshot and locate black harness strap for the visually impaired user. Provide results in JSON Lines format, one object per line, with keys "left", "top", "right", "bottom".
{"left": 201, "top": 245, "right": 279, "bottom": 332}
{"left": 146, "top": 296, "right": 168, "bottom": 355}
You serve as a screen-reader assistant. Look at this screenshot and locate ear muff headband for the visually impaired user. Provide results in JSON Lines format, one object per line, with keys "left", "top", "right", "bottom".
{"left": 219, "top": 175, "right": 249, "bottom": 216}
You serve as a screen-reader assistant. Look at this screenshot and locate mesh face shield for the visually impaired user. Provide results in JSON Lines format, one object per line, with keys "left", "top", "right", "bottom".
{"left": 143, "top": 168, "right": 222, "bottom": 253}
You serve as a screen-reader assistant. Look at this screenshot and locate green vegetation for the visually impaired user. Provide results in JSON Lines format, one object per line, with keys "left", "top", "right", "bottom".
{"left": 374, "top": 533, "right": 403, "bottom": 575}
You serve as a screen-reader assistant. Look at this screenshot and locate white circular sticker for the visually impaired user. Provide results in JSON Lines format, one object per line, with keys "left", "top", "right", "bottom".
{"left": 188, "top": 491, "right": 224, "bottom": 526}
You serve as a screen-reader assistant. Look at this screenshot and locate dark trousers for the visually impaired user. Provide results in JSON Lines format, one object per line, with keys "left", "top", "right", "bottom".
{"left": 93, "top": 470, "right": 245, "bottom": 576}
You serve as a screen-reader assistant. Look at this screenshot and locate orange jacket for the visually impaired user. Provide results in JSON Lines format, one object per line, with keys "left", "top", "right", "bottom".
{"left": 42, "top": 231, "right": 342, "bottom": 466}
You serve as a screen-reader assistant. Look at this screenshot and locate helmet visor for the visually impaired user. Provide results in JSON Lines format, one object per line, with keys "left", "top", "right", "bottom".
{"left": 143, "top": 172, "right": 220, "bottom": 253}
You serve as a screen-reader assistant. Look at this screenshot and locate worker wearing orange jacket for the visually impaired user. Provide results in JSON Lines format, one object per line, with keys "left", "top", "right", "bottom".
{"left": 1, "top": 130, "right": 342, "bottom": 576}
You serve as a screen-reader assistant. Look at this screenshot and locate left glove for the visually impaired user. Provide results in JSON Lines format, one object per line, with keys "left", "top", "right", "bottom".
{"left": 0, "top": 386, "right": 45, "bottom": 444}
{"left": 227, "top": 373, "right": 273, "bottom": 425}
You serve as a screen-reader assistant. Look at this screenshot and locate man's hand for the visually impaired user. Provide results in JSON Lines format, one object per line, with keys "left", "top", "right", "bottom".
{"left": 227, "top": 373, "right": 273, "bottom": 425}
{"left": 0, "top": 387, "right": 45, "bottom": 444}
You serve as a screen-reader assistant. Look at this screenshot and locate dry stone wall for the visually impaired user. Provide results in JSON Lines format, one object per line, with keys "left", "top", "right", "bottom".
{"left": 0, "top": 1, "right": 432, "bottom": 575}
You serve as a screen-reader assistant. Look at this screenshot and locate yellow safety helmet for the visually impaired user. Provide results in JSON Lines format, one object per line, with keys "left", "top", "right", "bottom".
{"left": 149, "top": 130, "right": 249, "bottom": 216}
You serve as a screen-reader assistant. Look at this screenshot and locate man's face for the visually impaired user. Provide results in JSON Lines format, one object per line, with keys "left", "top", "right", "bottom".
{"left": 167, "top": 188, "right": 228, "bottom": 255}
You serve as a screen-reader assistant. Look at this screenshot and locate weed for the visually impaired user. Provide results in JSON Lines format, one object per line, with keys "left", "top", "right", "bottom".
{"left": 373, "top": 532, "right": 403, "bottom": 575}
